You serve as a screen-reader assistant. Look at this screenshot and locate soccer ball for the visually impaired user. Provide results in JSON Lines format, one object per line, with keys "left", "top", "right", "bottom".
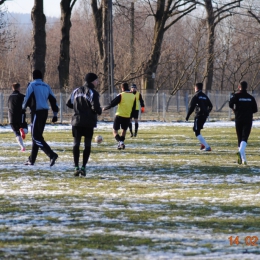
{"left": 95, "top": 135, "right": 103, "bottom": 144}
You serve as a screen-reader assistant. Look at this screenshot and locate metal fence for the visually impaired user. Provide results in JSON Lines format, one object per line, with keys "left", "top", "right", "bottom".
{"left": 1, "top": 90, "right": 260, "bottom": 124}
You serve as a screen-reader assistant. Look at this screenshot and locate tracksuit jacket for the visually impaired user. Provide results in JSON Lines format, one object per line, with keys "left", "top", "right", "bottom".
{"left": 66, "top": 82, "right": 102, "bottom": 128}
{"left": 186, "top": 90, "right": 213, "bottom": 120}
{"left": 229, "top": 90, "right": 258, "bottom": 122}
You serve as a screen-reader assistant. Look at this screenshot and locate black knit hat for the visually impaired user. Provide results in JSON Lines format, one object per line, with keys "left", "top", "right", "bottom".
{"left": 85, "top": 73, "right": 98, "bottom": 83}
{"left": 131, "top": 84, "right": 137, "bottom": 89}
{"left": 33, "top": 69, "right": 43, "bottom": 79}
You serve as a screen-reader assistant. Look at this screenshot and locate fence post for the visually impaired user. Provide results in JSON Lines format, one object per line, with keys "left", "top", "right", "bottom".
{"left": 0, "top": 93, "right": 3, "bottom": 124}
{"left": 59, "top": 92, "right": 63, "bottom": 124}
{"left": 163, "top": 92, "right": 166, "bottom": 121}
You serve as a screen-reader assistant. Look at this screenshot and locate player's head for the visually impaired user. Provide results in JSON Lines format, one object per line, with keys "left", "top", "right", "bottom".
{"left": 33, "top": 69, "right": 43, "bottom": 79}
{"left": 239, "top": 81, "right": 247, "bottom": 90}
{"left": 85, "top": 73, "right": 98, "bottom": 87}
{"left": 195, "top": 83, "right": 203, "bottom": 91}
{"left": 121, "top": 82, "right": 129, "bottom": 91}
{"left": 12, "top": 83, "right": 20, "bottom": 91}
{"left": 131, "top": 84, "right": 137, "bottom": 93}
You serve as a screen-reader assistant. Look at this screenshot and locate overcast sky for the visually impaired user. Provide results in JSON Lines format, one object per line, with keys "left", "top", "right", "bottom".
{"left": 4, "top": 0, "right": 62, "bottom": 17}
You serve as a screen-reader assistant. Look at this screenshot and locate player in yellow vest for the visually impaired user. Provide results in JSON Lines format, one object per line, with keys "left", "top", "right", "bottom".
{"left": 103, "top": 83, "right": 136, "bottom": 149}
{"left": 129, "top": 84, "right": 145, "bottom": 137}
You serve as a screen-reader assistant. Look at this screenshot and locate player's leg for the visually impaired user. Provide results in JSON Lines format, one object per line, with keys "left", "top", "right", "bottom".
{"left": 194, "top": 117, "right": 211, "bottom": 151}
{"left": 235, "top": 121, "right": 243, "bottom": 164}
{"left": 81, "top": 127, "right": 93, "bottom": 176}
{"left": 133, "top": 110, "right": 139, "bottom": 137}
{"left": 31, "top": 110, "right": 58, "bottom": 165}
{"left": 129, "top": 117, "right": 133, "bottom": 137}
{"left": 72, "top": 127, "right": 82, "bottom": 176}
{"left": 239, "top": 121, "right": 252, "bottom": 165}
{"left": 11, "top": 123, "right": 25, "bottom": 151}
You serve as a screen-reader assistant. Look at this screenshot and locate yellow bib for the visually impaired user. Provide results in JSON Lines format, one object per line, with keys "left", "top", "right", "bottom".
{"left": 116, "top": 92, "right": 136, "bottom": 118}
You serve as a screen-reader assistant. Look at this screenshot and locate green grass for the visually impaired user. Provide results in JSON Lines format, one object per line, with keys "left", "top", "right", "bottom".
{"left": 0, "top": 123, "right": 260, "bottom": 259}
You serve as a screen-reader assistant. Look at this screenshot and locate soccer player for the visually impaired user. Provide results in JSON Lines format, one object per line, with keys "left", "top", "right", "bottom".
{"left": 186, "top": 83, "right": 213, "bottom": 151}
{"left": 229, "top": 81, "right": 258, "bottom": 165}
{"left": 66, "top": 73, "right": 102, "bottom": 176}
{"left": 22, "top": 70, "right": 59, "bottom": 166}
{"left": 8, "top": 83, "right": 28, "bottom": 151}
{"left": 129, "top": 84, "right": 145, "bottom": 137}
{"left": 103, "top": 83, "right": 136, "bottom": 150}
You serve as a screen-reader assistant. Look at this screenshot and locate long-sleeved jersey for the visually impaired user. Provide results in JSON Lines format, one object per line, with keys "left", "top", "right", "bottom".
{"left": 22, "top": 79, "right": 59, "bottom": 117}
{"left": 8, "top": 90, "right": 25, "bottom": 124}
{"left": 66, "top": 83, "right": 102, "bottom": 128}
{"left": 186, "top": 90, "right": 213, "bottom": 120}
{"left": 229, "top": 90, "right": 258, "bottom": 121}
{"left": 103, "top": 91, "right": 136, "bottom": 118}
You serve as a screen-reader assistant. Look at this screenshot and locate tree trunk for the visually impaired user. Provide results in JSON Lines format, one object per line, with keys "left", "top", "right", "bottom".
{"left": 30, "top": 0, "right": 46, "bottom": 78}
{"left": 91, "top": 0, "right": 109, "bottom": 94}
{"left": 203, "top": 0, "right": 215, "bottom": 92}
{"left": 58, "top": 0, "right": 73, "bottom": 92}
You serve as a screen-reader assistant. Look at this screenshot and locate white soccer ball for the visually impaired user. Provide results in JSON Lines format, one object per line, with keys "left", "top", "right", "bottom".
{"left": 95, "top": 135, "right": 103, "bottom": 144}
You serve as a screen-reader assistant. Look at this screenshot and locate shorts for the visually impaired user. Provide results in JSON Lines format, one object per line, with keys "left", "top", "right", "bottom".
{"left": 131, "top": 110, "right": 139, "bottom": 119}
{"left": 193, "top": 116, "right": 207, "bottom": 132}
{"left": 72, "top": 126, "right": 93, "bottom": 138}
{"left": 113, "top": 116, "right": 130, "bottom": 131}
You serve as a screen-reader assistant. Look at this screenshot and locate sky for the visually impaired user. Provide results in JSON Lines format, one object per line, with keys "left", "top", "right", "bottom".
{"left": 4, "top": 0, "right": 62, "bottom": 18}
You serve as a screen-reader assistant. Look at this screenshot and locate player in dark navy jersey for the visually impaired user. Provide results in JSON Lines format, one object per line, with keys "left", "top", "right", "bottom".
{"left": 229, "top": 81, "right": 258, "bottom": 165}
{"left": 186, "top": 83, "right": 213, "bottom": 151}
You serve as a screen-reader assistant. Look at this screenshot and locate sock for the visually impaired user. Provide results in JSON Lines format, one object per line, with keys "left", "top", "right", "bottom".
{"left": 120, "top": 136, "right": 125, "bottom": 142}
{"left": 239, "top": 141, "right": 247, "bottom": 162}
{"left": 73, "top": 145, "right": 80, "bottom": 167}
{"left": 115, "top": 134, "right": 121, "bottom": 142}
{"left": 135, "top": 123, "right": 139, "bottom": 133}
{"left": 16, "top": 136, "right": 24, "bottom": 149}
{"left": 83, "top": 146, "right": 91, "bottom": 167}
{"left": 196, "top": 135, "right": 209, "bottom": 148}
{"left": 129, "top": 123, "right": 133, "bottom": 134}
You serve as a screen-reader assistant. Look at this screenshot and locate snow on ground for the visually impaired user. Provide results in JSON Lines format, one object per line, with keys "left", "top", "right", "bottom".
{"left": 1, "top": 120, "right": 260, "bottom": 133}
{"left": 0, "top": 121, "right": 260, "bottom": 259}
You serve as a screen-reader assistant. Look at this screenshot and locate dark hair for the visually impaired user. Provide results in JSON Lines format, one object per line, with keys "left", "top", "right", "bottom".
{"left": 195, "top": 83, "right": 203, "bottom": 90}
{"left": 33, "top": 69, "right": 43, "bottom": 79}
{"left": 121, "top": 82, "right": 129, "bottom": 91}
{"left": 12, "top": 83, "right": 20, "bottom": 90}
{"left": 239, "top": 81, "right": 247, "bottom": 90}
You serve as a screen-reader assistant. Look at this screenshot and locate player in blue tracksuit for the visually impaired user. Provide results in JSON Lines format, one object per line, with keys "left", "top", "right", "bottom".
{"left": 22, "top": 70, "right": 59, "bottom": 166}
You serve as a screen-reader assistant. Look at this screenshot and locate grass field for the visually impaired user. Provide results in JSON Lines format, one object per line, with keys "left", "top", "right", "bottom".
{"left": 0, "top": 122, "right": 260, "bottom": 260}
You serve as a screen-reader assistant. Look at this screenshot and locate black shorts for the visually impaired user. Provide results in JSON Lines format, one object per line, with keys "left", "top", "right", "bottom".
{"left": 235, "top": 120, "right": 252, "bottom": 145}
{"left": 131, "top": 110, "right": 139, "bottom": 119}
{"left": 72, "top": 126, "right": 93, "bottom": 138}
{"left": 113, "top": 116, "right": 130, "bottom": 131}
{"left": 193, "top": 116, "right": 207, "bottom": 132}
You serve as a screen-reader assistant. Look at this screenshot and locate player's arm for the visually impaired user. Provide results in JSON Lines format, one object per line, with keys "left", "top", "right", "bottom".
{"left": 207, "top": 98, "right": 213, "bottom": 113}
{"left": 91, "top": 92, "right": 102, "bottom": 115}
{"left": 252, "top": 97, "right": 258, "bottom": 114}
{"left": 103, "top": 94, "right": 121, "bottom": 110}
{"left": 186, "top": 96, "right": 196, "bottom": 121}
{"left": 139, "top": 93, "right": 145, "bottom": 108}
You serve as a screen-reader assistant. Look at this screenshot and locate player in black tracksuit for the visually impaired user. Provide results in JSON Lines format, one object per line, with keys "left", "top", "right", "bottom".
{"left": 22, "top": 70, "right": 59, "bottom": 166}
{"left": 186, "top": 83, "right": 213, "bottom": 151}
{"left": 8, "top": 83, "right": 27, "bottom": 151}
{"left": 229, "top": 81, "right": 258, "bottom": 165}
{"left": 66, "top": 73, "right": 102, "bottom": 176}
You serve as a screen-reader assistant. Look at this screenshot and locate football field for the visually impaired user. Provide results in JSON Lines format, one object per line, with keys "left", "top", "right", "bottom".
{"left": 0, "top": 122, "right": 260, "bottom": 259}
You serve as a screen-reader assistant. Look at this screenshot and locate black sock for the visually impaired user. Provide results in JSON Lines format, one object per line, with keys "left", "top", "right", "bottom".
{"left": 115, "top": 134, "right": 121, "bottom": 142}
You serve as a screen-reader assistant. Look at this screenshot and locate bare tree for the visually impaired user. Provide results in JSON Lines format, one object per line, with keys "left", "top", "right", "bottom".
{"left": 195, "top": 0, "right": 242, "bottom": 91}
{"left": 29, "top": 0, "right": 46, "bottom": 78}
{"left": 90, "top": 0, "right": 110, "bottom": 93}
{"left": 138, "top": 0, "right": 196, "bottom": 91}
{"left": 58, "top": 0, "right": 78, "bottom": 92}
